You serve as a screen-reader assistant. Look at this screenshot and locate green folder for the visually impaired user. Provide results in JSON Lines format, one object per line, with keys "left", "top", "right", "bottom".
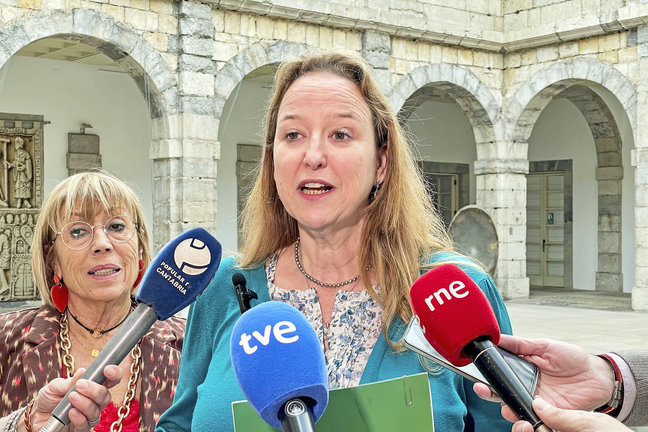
{"left": 232, "top": 373, "right": 434, "bottom": 431}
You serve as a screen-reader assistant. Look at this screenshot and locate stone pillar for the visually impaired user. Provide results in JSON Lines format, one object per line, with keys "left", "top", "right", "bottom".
{"left": 361, "top": 30, "right": 392, "bottom": 95}
{"left": 152, "top": 1, "right": 219, "bottom": 251}
{"left": 236, "top": 144, "right": 263, "bottom": 245}
{"left": 475, "top": 157, "right": 529, "bottom": 299}
{"left": 632, "top": 25, "right": 648, "bottom": 311}
{"left": 595, "top": 163, "right": 623, "bottom": 292}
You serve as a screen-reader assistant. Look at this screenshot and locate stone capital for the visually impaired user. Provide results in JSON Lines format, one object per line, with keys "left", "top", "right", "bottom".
{"left": 474, "top": 159, "right": 529, "bottom": 175}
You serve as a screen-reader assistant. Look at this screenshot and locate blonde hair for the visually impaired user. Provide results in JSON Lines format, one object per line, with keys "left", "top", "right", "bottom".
{"left": 239, "top": 50, "right": 454, "bottom": 348}
{"left": 32, "top": 171, "right": 151, "bottom": 308}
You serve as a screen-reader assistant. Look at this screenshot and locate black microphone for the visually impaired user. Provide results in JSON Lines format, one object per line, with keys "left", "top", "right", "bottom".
{"left": 410, "top": 264, "right": 551, "bottom": 432}
{"left": 40, "top": 228, "right": 222, "bottom": 432}
{"left": 233, "top": 272, "right": 257, "bottom": 314}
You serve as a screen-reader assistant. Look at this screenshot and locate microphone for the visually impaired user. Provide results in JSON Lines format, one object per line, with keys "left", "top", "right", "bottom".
{"left": 409, "top": 263, "right": 551, "bottom": 432}
{"left": 41, "top": 228, "right": 222, "bottom": 432}
{"left": 230, "top": 301, "right": 328, "bottom": 432}
{"left": 232, "top": 272, "right": 257, "bottom": 314}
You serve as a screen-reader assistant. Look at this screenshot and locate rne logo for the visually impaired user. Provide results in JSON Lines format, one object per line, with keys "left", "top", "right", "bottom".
{"left": 423, "top": 280, "right": 469, "bottom": 312}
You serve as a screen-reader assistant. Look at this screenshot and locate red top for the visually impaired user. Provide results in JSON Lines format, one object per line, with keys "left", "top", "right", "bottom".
{"left": 93, "top": 400, "right": 140, "bottom": 432}
{"left": 61, "top": 365, "right": 140, "bottom": 431}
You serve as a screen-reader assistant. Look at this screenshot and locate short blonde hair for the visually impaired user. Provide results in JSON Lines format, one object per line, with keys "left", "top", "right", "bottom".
{"left": 32, "top": 171, "right": 151, "bottom": 308}
{"left": 239, "top": 50, "right": 453, "bottom": 348}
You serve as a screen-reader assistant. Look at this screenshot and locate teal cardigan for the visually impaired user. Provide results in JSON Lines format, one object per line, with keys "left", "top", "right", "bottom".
{"left": 156, "top": 253, "right": 513, "bottom": 432}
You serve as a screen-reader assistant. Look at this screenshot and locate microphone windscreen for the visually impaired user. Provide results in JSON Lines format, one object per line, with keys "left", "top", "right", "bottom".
{"left": 136, "top": 227, "right": 221, "bottom": 320}
{"left": 232, "top": 272, "right": 246, "bottom": 287}
{"left": 409, "top": 263, "right": 500, "bottom": 366}
{"left": 230, "top": 301, "right": 328, "bottom": 429}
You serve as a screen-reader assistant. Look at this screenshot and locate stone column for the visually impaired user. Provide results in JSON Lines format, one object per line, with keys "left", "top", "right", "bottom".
{"left": 361, "top": 30, "right": 392, "bottom": 95}
{"left": 152, "top": 1, "right": 218, "bottom": 250}
{"left": 631, "top": 25, "right": 648, "bottom": 310}
{"left": 595, "top": 163, "right": 623, "bottom": 292}
{"left": 474, "top": 157, "right": 529, "bottom": 299}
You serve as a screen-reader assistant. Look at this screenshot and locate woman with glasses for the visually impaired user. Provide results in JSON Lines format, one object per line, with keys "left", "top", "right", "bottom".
{"left": 0, "top": 171, "right": 185, "bottom": 432}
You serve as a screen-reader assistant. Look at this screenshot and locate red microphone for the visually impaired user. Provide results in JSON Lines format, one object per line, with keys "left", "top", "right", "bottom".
{"left": 410, "top": 263, "right": 500, "bottom": 366}
{"left": 410, "top": 263, "right": 551, "bottom": 432}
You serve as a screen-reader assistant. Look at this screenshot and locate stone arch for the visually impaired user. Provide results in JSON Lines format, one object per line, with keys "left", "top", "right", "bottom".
{"left": 389, "top": 63, "right": 502, "bottom": 151}
{"left": 213, "top": 41, "right": 313, "bottom": 249}
{"left": 560, "top": 86, "right": 624, "bottom": 291}
{"left": 0, "top": 8, "right": 177, "bottom": 121}
{"left": 214, "top": 41, "right": 310, "bottom": 115}
{"left": 0, "top": 8, "right": 181, "bottom": 248}
{"left": 507, "top": 58, "right": 635, "bottom": 145}
{"left": 508, "top": 59, "right": 635, "bottom": 293}
{"left": 389, "top": 64, "right": 506, "bottom": 266}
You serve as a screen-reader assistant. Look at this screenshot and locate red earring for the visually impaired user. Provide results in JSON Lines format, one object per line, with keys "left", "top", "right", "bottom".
{"left": 133, "top": 259, "right": 145, "bottom": 288}
{"left": 50, "top": 275, "right": 68, "bottom": 313}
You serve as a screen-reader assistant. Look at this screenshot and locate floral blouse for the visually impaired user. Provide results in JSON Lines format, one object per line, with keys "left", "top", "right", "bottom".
{"left": 266, "top": 253, "right": 383, "bottom": 389}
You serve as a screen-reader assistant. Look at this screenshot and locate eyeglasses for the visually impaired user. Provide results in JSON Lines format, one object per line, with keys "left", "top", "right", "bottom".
{"left": 54, "top": 215, "right": 139, "bottom": 250}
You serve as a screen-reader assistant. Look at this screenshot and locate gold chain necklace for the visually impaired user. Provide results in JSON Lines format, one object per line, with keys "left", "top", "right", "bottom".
{"left": 59, "top": 313, "right": 142, "bottom": 432}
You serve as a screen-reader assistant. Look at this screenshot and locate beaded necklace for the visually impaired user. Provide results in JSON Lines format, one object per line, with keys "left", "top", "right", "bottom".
{"left": 294, "top": 237, "right": 360, "bottom": 288}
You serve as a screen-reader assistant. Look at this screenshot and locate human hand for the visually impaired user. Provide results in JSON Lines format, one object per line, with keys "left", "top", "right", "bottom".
{"left": 472, "top": 334, "right": 615, "bottom": 422}
{"left": 511, "top": 398, "right": 632, "bottom": 432}
{"left": 22, "top": 365, "right": 122, "bottom": 432}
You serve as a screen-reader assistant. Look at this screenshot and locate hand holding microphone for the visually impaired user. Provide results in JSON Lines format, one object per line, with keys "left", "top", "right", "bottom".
{"left": 40, "top": 228, "right": 222, "bottom": 432}
{"left": 230, "top": 301, "right": 328, "bottom": 432}
{"left": 473, "top": 335, "right": 617, "bottom": 413}
{"left": 23, "top": 366, "right": 121, "bottom": 432}
{"left": 410, "top": 263, "right": 552, "bottom": 432}
{"left": 473, "top": 334, "right": 633, "bottom": 432}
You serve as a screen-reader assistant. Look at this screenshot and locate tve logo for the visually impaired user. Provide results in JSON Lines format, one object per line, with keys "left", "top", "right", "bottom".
{"left": 423, "top": 279, "right": 469, "bottom": 312}
{"left": 238, "top": 320, "right": 300, "bottom": 354}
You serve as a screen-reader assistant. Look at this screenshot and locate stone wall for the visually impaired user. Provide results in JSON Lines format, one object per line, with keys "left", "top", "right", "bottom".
{"left": 1, "top": 0, "right": 648, "bottom": 307}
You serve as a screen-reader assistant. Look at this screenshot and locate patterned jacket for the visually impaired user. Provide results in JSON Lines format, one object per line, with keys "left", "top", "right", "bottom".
{"left": 0, "top": 305, "right": 185, "bottom": 432}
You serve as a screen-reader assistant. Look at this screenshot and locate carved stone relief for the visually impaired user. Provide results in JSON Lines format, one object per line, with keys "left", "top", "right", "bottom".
{"left": 0, "top": 113, "right": 44, "bottom": 302}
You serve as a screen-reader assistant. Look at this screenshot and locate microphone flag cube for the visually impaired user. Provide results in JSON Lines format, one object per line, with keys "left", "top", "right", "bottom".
{"left": 409, "top": 263, "right": 500, "bottom": 366}
{"left": 136, "top": 227, "right": 222, "bottom": 320}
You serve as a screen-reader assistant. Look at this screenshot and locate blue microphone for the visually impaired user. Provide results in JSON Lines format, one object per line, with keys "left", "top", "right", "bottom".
{"left": 41, "top": 228, "right": 222, "bottom": 432}
{"left": 230, "top": 301, "right": 328, "bottom": 431}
